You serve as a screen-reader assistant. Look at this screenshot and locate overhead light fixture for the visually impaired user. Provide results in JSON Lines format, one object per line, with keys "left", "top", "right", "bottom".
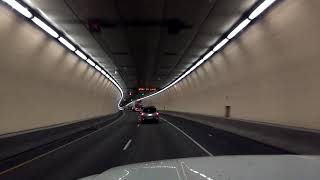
{"left": 75, "top": 50, "right": 87, "bottom": 60}
{"left": 227, "top": 19, "right": 251, "bottom": 39}
{"left": 32, "top": 17, "right": 59, "bottom": 38}
{"left": 86, "top": 59, "right": 95, "bottom": 66}
{"left": 213, "top": 38, "right": 229, "bottom": 52}
{"left": 202, "top": 50, "right": 214, "bottom": 61}
{"left": 95, "top": 65, "right": 102, "bottom": 71}
{"left": 2, "top": 0, "right": 32, "bottom": 18}
{"left": 249, "top": 0, "right": 276, "bottom": 20}
{"left": 58, "top": 37, "right": 75, "bottom": 51}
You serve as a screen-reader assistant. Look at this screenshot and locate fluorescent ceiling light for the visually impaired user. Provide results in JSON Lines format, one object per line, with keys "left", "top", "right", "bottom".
{"left": 202, "top": 50, "right": 214, "bottom": 61}
{"left": 86, "top": 59, "right": 95, "bottom": 66}
{"left": 32, "top": 17, "right": 59, "bottom": 38}
{"left": 213, "top": 38, "right": 229, "bottom": 52}
{"left": 227, "top": 19, "right": 251, "bottom": 39}
{"left": 75, "top": 50, "right": 87, "bottom": 60}
{"left": 58, "top": 37, "right": 75, "bottom": 51}
{"left": 3, "top": 0, "right": 32, "bottom": 18}
{"left": 249, "top": 0, "right": 276, "bottom": 20}
{"left": 95, "top": 65, "right": 102, "bottom": 71}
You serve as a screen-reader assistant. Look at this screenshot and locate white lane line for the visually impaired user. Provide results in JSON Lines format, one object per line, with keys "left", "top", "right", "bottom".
{"left": 0, "top": 113, "right": 126, "bottom": 176}
{"left": 161, "top": 117, "right": 213, "bottom": 156}
{"left": 208, "top": 133, "right": 213, "bottom": 137}
{"left": 137, "top": 124, "right": 140, "bottom": 127}
{"left": 123, "top": 139, "right": 132, "bottom": 150}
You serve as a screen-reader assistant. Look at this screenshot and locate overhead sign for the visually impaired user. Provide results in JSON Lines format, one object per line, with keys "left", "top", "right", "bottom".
{"left": 138, "top": 87, "right": 157, "bottom": 91}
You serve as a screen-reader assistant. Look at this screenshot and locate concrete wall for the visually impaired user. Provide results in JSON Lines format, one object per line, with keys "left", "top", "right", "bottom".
{"left": 0, "top": 5, "right": 120, "bottom": 134}
{"left": 145, "top": 0, "right": 320, "bottom": 130}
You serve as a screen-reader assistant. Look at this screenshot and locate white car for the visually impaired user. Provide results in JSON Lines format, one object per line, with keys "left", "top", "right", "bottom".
{"left": 80, "top": 155, "right": 320, "bottom": 180}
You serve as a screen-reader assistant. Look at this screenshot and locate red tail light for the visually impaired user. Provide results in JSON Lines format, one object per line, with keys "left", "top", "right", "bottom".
{"left": 156, "top": 112, "right": 159, "bottom": 116}
{"left": 141, "top": 113, "right": 144, "bottom": 116}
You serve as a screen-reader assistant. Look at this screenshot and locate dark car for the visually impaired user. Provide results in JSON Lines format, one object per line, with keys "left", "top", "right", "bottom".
{"left": 138, "top": 106, "right": 159, "bottom": 124}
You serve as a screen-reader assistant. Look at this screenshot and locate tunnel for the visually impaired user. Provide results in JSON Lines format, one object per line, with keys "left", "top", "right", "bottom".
{"left": 1, "top": 0, "right": 320, "bottom": 179}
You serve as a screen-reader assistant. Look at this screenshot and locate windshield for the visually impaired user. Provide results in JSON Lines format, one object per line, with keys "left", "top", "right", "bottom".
{"left": 143, "top": 107, "right": 157, "bottom": 113}
{"left": 1, "top": 0, "right": 319, "bottom": 180}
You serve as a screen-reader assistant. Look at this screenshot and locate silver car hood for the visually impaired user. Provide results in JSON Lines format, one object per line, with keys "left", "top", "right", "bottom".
{"left": 79, "top": 155, "right": 320, "bottom": 180}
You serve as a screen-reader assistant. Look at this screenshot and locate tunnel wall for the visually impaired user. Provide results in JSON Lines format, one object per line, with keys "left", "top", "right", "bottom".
{"left": 145, "top": 0, "right": 320, "bottom": 130}
{"left": 0, "top": 6, "right": 120, "bottom": 134}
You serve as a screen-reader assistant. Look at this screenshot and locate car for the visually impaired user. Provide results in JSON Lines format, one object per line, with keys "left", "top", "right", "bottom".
{"left": 133, "top": 100, "right": 143, "bottom": 112}
{"left": 133, "top": 107, "right": 142, "bottom": 112}
{"left": 80, "top": 156, "right": 320, "bottom": 180}
{"left": 138, "top": 106, "right": 159, "bottom": 124}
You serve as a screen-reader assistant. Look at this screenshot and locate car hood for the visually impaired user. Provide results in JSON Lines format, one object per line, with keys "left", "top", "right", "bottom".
{"left": 79, "top": 155, "right": 320, "bottom": 180}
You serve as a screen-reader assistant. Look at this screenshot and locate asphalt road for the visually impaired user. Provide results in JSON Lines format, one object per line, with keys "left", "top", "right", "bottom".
{"left": 0, "top": 112, "right": 288, "bottom": 180}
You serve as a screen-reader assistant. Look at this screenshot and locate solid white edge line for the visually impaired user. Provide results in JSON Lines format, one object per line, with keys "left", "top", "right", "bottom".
{"left": 161, "top": 117, "right": 213, "bottom": 156}
{"left": 123, "top": 139, "right": 132, "bottom": 151}
{"left": 0, "top": 113, "right": 126, "bottom": 176}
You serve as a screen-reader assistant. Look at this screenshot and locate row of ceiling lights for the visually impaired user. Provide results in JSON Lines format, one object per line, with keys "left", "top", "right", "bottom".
{"left": 1, "top": 0, "right": 124, "bottom": 109}
{"left": 133, "top": 0, "right": 277, "bottom": 104}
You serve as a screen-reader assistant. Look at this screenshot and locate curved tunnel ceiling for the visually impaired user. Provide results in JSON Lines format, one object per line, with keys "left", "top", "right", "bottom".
{"left": 25, "top": 0, "right": 259, "bottom": 105}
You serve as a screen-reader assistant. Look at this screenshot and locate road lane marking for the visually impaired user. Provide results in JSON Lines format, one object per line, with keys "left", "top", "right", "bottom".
{"left": 161, "top": 117, "right": 213, "bottom": 156}
{"left": 208, "top": 133, "right": 213, "bottom": 137}
{"left": 123, "top": 139, "right": 132, "bottom": 150}
{"left": 137, "top": 124, "right": 140, "bottom": 127}
{"left": 0, "top": 113, "right": 126, "bottom": 176}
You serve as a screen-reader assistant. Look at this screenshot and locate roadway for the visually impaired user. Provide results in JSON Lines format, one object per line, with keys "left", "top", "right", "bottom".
{"left": 0, "top": 112, "right": 289, "bottom": 180}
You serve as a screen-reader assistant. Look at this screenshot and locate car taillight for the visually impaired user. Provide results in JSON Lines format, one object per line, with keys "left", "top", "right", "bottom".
{"left": 141, "top": 113, "right": 144, "bottom": 116}
{"left": 156, "top": 112, "right": 159, "bottom": 116}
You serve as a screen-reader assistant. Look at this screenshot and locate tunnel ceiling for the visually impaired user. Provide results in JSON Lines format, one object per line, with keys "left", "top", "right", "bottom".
{"left": 26, "top": 0, "right": 258, "bottom": 101}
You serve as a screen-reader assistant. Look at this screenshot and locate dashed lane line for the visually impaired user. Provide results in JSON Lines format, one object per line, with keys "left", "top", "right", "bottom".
{"left": 123, "top": 139, "right": 132, "bottom": 151}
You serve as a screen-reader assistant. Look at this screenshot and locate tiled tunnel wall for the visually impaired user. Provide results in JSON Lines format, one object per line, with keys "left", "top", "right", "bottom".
{"left": 145, "top": 0, "right": 320, "bottom": 130}
{"left": 0, "top": 6, "right": 120, "bottom": 134}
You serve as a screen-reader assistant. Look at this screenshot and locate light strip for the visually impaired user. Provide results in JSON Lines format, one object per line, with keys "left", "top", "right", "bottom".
{"left": 95, "top": 65, "right": 102, "bottom": 72}
{"left": 249, "top": 0, "right": 276, "bottom": 20}
{"left": 132, "top": 0, "right": 278, "bottom": 104}
{"left": 227, "top": 19, "right": 251, "bottom": 39}
{"left": 105, "top": 73, "right": 110, "bottom": 79}
{"left": 75, "top": 50, "right": 87, "bottom": 60}
{"left": 32, "top": 17, "right": 59, "bottom": 38}
{"left": 213, "top": 38, "right": 229, "bottom": 52}
{"left": 58, "top": 37, "right": 76, "bottom": 51}
{"left": 202, "top": 50, "right": 214, "bottom": 61}
{"left": 2, "top": 0, "right": 32, "bottom": 18}
{"left": 86, "top": 59, "right": 95, "bottom": 66}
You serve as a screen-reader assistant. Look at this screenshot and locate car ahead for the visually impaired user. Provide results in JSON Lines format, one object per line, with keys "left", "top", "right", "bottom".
{"left": 133, "top": 107, "right": 142, "bottom": 112}
{"left": 138, "top": 106, "right": 159, "bottom": 124}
